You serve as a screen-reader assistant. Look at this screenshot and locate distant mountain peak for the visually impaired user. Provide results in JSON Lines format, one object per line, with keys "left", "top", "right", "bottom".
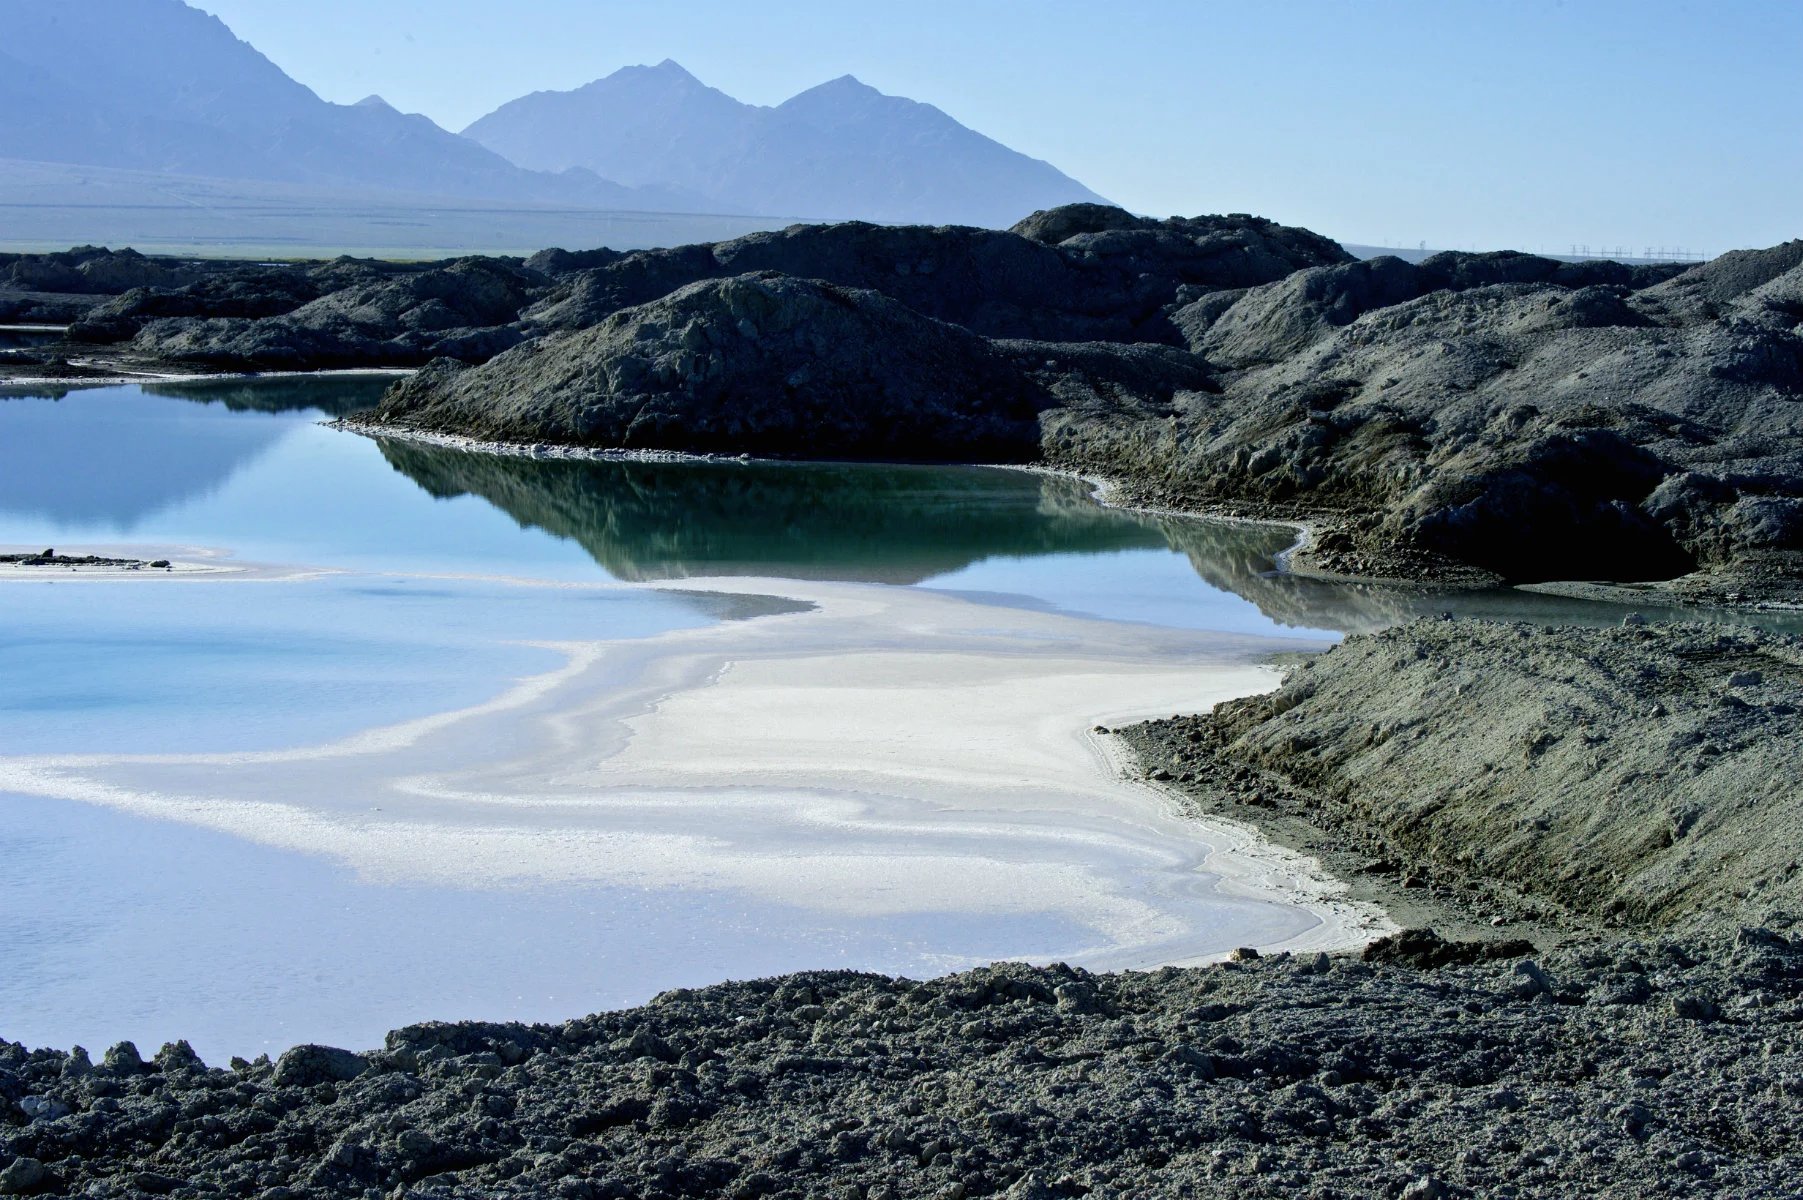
{"left": 0, "top": 3, "right": 690, "bottom": 211}
{"left": 354, "top": 94, "right": 396, "bottom": 110}
{"left": 465, "top": 61, "right": 1110, "bottom": 226}
{"left": 592, "top": 59, "right": 706, "bottom": 89}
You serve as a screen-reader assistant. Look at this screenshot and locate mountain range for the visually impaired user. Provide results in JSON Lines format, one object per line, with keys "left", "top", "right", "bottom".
{"left": 462, "top": 60, "right": 1110, "bottom": 226}
{"left": 0, "top": 0, "right": 1108, "bottom": 229}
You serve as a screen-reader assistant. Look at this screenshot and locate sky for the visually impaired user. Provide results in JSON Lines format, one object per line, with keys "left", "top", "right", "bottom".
{"left": 191, "top": 0, "right": 1802, "bottom": 254}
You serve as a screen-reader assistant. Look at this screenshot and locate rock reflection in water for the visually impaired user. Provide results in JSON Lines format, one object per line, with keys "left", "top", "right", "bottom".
{"left": 378, "top": 435, "right": 1803, "bottom": 636}
{"left": 376, "top": 438, "right": 1186, "bottom": 585}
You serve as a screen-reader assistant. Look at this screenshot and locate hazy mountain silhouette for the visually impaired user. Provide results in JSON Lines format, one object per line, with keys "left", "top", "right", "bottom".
{"left": 0, "top": 0, "right": 705, "bottom": 211}
{"left": 464, "top": 60, "right": 1111, "bottom": 227}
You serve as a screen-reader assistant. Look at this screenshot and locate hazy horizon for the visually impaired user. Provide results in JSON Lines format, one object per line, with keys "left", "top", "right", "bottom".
{"left": 187, "top": 0, "right": 1803, "bottom": 256}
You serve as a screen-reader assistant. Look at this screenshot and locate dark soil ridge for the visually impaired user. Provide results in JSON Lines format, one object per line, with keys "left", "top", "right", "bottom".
{"left": 1123, "top": 619, "right": 1803, "bottom": 936}
{"left": 3, "top": 930, "right": 1800, "bottom": 1200}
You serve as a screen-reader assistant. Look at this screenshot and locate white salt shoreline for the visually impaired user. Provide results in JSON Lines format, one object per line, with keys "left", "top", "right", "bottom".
{"left": 0, "top": 572, "right": 1394, "bottom": 970}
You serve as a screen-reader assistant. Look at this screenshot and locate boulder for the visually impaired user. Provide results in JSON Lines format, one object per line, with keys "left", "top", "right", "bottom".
{"left": 270, "top": 1044, "right": 369, "bottom": 1088}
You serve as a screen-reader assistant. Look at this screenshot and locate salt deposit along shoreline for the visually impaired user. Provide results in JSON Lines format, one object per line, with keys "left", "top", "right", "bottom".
{"left": 0, "top": 572, "right": 1388, "bottom": 1038}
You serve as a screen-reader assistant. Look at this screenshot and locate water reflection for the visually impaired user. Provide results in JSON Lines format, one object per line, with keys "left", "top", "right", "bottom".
{"left": 4, "top": 375, "right": 1798, "bottom": 636}
{"left": 0, "top": 377, "right": 391, "bottom": 530}
{"left": 378, "top": 435, "right": 1803, "bottom": 635}
{"left": 0, "top": 328, "right": 65, "bottom": 353}
{"left": 377, "top": 439, "right": 1177, "bottom": 585}
{"left": 144, "top": 377, "right": 392, "bottom": 418}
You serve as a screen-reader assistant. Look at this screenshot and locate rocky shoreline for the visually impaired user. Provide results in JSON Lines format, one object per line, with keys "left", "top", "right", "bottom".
{"left": 3, "top": 924, "right": 1799, "bottom": 1200}
{"left": 9, "top": 213, "right": 1802, "bottom": 604}
{"left": 6, "top": 618, "right": 1801, "bottom": 1198}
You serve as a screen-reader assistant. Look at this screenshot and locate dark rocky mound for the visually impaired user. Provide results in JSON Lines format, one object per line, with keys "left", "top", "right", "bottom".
{"left": 1126, "top": 619, "right": 1803, "bottom": 932}
{"left": 6, "top": 929, "right": 1803, "bottom": 1199}
{"left": 65, "top": 257, "right": 425, "bottom": 344}
{"left": 524, "top": 247, "right": 628, "bottom": 276}
{"left": 0, "top": 246, "right": 198, "bottom": 297}
{"left": 521, "top": 212, "right": 1350, "bottom": 344}
{"left": 0, "top": 247, "right": 206, "bottom": 323}
{"left": 1059, "top": 243, "right": 1803, "bottom": 592}
{"left": 362, "top": 273, "right": 1048, "bottom": 460}
{"left": 69, "top": 269, "right": 327, "bottom": 343}
{"left": 127, "top": 258, "right": 542, "bottom": 370}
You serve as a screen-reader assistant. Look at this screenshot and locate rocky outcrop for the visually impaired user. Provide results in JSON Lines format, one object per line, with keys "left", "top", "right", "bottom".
{"left": 0, "top": 247, "right": 209, "bottom": 322}
{"left": 362, "top": 273, "right": 1048, "bottom": 459}
{"left": 0, "top": 246, "right": 198, "bottom": 296}
{"left": 69, "top": 268, "right": 326, "bottom": 343}
{"left": 1059, "top": 245, "right": 1803, "bottom": 592}
{"left": 522, "top": 212, "right": 1351, "bottom": 343}
{"left": 1127, "top": 619, "right": 1803, "bottom": 931}
{"left": 7, "top": 927, "right": 1803, "bottom": 1199}
{"left": 127, "top": 258, "right": 541, "bottom": 370}
{"left": 65, "top": 257, "right": 430, "bottom": 344}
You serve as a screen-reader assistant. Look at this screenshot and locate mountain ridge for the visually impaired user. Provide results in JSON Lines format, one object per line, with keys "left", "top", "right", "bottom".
{"left": 0, "top": 2, "right": 1107, "bottom": 229}
{"left": 0, "top": 0, "right": 713, "bottom": 211}
{"left": 464, "top": 59, "right": 1111, "bottom": 226}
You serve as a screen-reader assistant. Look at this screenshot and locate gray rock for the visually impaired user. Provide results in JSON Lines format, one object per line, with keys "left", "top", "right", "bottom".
{"left": 1513, "top": 959, "right": 1557, "bottom": 998}
{"left": 99, "top": 1040, "right": 143, "bottom": 1074}
{"left": 0, "top": 1158, "right": 49, "bottom": 1196}
{"left": 269, "top": 1044, "right": 369, "bottom": 1087}
{"left": 14, "top": 1097, "right": 67, "bottom": 1122}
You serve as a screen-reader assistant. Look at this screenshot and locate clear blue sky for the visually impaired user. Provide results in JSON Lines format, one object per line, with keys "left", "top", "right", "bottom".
{"left": 193, "top": 0, "right": 1801, "bottom": 254}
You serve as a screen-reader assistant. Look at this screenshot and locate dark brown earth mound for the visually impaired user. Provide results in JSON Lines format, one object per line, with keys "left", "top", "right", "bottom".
{"left": 361, "top": 273, "right": 1047, "bottom": 460}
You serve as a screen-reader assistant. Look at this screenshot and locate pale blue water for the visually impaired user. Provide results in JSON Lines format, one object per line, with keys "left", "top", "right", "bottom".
{"left": 2, "top": 377, "right": 1791, "bottom": 1061}
{"left": 2, "top": 790, "right": 1094, "bottom": 1059}
{"left": 1, "top": 378, "right": 1331, "bottom": 1058}
{"left": 0, "top": 576, "right": 717, "bottom": 756}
